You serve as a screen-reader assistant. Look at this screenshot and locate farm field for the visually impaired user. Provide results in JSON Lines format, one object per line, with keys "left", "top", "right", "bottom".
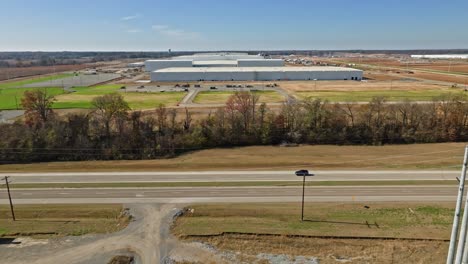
{"left": 0, "top": 143, "right": 464, "bottom": 172}
{"left": 322, "top": 57, "right": 468, "bottom": 83}
{"left": 0, "top": 65, "right": 88, "bottom": 81}
{"left": 193, "top": 90, "right": 285, "bottom": 104}
{"left": 400, "top": 71, "right": 468, "bottom": 85}
{"left": 326, "top": 57, "right": 468, "bottom": 73}
{"left": 0, "top": 204, "right": 129, "bottom": 238}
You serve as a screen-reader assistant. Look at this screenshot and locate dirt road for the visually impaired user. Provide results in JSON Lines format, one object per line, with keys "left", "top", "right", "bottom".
{"left": 1, "top": 204, "right": 176, "bottom": 264}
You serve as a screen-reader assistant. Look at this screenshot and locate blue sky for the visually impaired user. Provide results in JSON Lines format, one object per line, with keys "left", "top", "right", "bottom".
{"left": 1, "top": 0, "right": 467, "bottom": 51}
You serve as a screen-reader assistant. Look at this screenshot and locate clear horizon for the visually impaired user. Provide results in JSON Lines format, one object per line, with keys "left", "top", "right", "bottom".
{"left": 1, "top": 0, "right": 468, "bottom": 52}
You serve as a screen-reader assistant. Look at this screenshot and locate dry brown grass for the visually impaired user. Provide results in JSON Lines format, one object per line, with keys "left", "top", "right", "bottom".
{"left": 175, "top": 202, "right": 453, "bottom": 263}
{"left": 0, "top": 65, "right": 89, "bottom": 82}
{"left": 0, "top": 143, "right": 463, "bottom": 172}
{"left": 0, "top": 204, "right": 129, "bottom": 238}
{"left": 280, "top": 80, "right": 447, "bottom": 92}
{"left": 194, "top": 234, "right": 447, "bottom": 264}
{"left": 401, "top": 71, "right": 468, "bottom": 84}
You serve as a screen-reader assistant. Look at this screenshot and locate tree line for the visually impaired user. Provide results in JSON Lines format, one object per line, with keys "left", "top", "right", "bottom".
{"left": 0, "top": 90, "right": 467, "bottom": 164}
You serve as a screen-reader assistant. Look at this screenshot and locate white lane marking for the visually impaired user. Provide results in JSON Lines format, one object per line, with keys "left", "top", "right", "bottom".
{"left": 136, "top": 194, "right": 144, "bottom": 197}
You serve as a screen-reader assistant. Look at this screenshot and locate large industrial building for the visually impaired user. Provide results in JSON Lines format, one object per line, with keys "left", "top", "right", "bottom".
{"left": 146, "top": 53, "right": 363, "bottom": 82}
{"left": 152, "top": 67, "right": 362, "bottom": 82}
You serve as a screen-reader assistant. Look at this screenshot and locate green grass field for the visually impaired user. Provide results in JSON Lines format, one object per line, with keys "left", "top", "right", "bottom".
{"left": 295, "top": 90, "right": 465, "bottom": 102}
{"left": 194, "top": 90, "right": 285, "bottom": 104}
{"left": 0, "top": 74, "right": 75, "bottom": 110}
{"left": 0, "top": 83, "right": 186, "bottom": 110}
{"left": 0, "top": 87, "right": 65, "bottom": 110}
{"left": 54, "top": 85, "right": 185, "bottom": 109}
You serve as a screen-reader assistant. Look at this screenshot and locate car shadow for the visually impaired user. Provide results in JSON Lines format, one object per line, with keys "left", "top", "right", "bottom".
{"left": 0, "top": 238, "right": 21, "bottom": 245}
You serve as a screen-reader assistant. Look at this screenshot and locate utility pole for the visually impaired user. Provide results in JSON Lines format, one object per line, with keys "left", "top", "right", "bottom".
{"left": 301, "top": 174, "right": 306, "bottom": 221}
{"left": 2, "top": 176, "right": 15, "bottom": 221}
{"left": 295, "top": 170, "right": 314, "bottom": 222}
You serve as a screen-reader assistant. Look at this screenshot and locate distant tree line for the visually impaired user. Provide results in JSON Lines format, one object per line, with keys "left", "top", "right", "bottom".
{"left": 2, "top": 49, "right": 468, "bottom": 68}
{"left": 0, "top": 90, "right": 467, "bottom": 164}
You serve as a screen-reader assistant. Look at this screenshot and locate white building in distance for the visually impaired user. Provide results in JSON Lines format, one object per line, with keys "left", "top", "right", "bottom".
{"left": 146, "top": 53, "right": 362, "bottom": 82}
{"left": 411, "top": 54, "right": 468, "bottom": 59}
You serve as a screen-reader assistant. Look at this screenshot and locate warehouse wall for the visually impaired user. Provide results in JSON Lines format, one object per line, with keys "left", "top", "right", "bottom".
{"left": 145, "top": 60, "right": 193, "bottom": 72}
{"left": 237, "top": 59, "right": 284, "bottom": 67}
{"left": 151, "top": 69, "right": 363, "bottom": 82}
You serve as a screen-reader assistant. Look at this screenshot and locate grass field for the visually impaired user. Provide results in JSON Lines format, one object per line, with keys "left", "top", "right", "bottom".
{"left": 0, "top": 84, "right": 185, "bottom": 110}
{"left": 54, "top": 85, "right": 185, "bottom": 109}
{"left": 0, "top": 204, "right": 129, "bottom": 238}
{"left": 175, "top": 203, "right": 451, "bottom": 263}
{"left": 0, "top": 87, "right": 65, "bottom": 110}
{"left": 194, "top": 90, "right": 285, "bottom": 104}
{"left": 174, "top": 202, "right": 453, "bottom": 239}
{"left": 0, "top": 143, "right": 464, "bottom": 172}
{"left": 295, "top": 89, "right": 465, "bottom": 102}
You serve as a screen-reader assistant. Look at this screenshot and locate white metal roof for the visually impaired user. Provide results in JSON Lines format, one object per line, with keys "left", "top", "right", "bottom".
{"left": 236, "top": 59, "right": 284, "bottom": 62}
{"left": 145, "top": 59, "right": 193, "bottom": 62}
{"left": 193, "top": 60, "right": 238, "bottom": 66}
{"left": 155, "top": 66, "right": 362, "bottom": 73}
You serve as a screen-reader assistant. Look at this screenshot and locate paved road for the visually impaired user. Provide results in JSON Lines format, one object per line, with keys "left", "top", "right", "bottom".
{"left": 0, "top": 185, "right": 458, "bottom": 204}
{"left": 0, "top": 170, "right": 459, "bottom": 184}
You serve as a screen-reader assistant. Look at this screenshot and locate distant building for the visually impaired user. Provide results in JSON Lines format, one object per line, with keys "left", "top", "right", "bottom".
{"left": 152, "top": 67, "right": 363, "bottom": 82}
{"left": 411, "top": 54, "right": 468, "bottom": 59}
{"left": 145, "top": 53, "right": 362, "bottom": 82}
